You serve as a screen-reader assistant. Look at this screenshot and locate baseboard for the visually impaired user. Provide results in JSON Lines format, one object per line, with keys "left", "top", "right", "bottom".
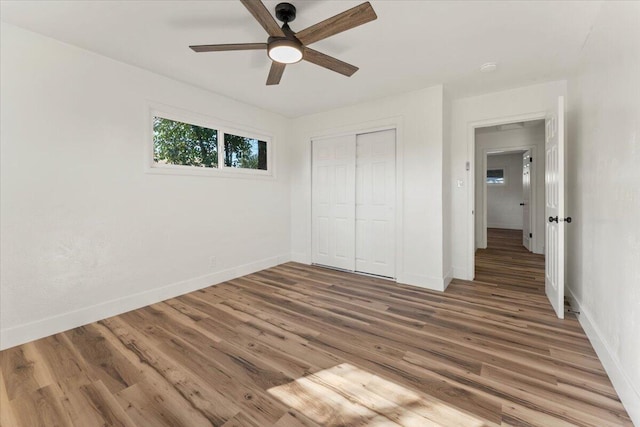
{"left": 443, "top": 268, "right": 453, "bottom": 290}
{"left": 290, "top": 251, "right": 311, "bottom": 264}
{"left": 453, "top": 266, "right": 472, "bottom": 281}
{"left": 486, "top": 223, "right": 522, "bottom": 230}
{"left": 397, "top": 272, "right": 448, "bottom": 292}
{"left": 0, "top": 254, "right": 290, "bottom": 350}
{"left": 566, "top": 287, "right": 640, "bottom": 426}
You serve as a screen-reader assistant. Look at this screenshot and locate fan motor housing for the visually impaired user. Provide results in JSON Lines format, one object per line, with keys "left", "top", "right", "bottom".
{"left": 275, "top": 3, "right": 296, "bottom": 23}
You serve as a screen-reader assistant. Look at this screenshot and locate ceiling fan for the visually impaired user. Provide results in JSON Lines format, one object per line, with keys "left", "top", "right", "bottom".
{"left": 189, "top": 0, "right": 377, "bottom": 85}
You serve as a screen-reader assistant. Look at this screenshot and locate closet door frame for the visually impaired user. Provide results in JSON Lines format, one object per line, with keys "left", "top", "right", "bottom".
{"left": 310, "top": 120, "right": 404, "bottom": 281}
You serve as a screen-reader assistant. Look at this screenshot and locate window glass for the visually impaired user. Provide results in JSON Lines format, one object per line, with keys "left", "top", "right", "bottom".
{"left": 224, "top": 133, "right": 268, "bottom": 170}
{"left": 153, "top": 117, "right": 218, "bottom": 168}
{"left": 486, "top": 168, "right": 505, "bottom": 185}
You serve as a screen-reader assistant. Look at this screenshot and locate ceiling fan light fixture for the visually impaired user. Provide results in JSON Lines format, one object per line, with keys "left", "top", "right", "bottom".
{"left": 268, "top": 39, "right": 303, "bottom": 64}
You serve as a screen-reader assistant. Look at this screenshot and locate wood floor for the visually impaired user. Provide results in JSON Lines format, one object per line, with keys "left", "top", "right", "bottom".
{"left": 475, "top": 228, "right": 545, "bottom": 293}
{"left": 1, "top": 232, "right": 632, "bottom": 426}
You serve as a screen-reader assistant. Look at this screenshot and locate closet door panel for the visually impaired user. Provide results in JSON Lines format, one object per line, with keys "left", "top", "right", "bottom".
{"left": 355, "top": 130, "right": 396, "bottom": 277}
{"left": 311, "top": 135, "right": 356, "bottom": 271}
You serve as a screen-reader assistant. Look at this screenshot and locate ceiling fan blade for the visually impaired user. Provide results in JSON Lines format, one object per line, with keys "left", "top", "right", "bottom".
{"left": 303, "top": 48, "right": 358, "bottom": 77}
{"left": 239, "top": 0, "right": 286, "bottom": 37}
{"left": 266, "top": 62, "right": 286, "bottom": 85}
{"left": 295, "top": 2, "right": 377, "bottom": 46}
{"left": 190, "top": 43, "right": 267, "bottom": 53}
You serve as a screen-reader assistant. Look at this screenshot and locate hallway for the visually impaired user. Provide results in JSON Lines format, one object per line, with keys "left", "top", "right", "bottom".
{"left": 475, "top": 228, "right": 545, "bottom": 294}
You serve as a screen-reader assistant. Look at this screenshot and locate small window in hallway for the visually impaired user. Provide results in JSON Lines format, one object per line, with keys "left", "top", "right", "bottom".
{"left": 487, "top": 168, "right": 505, "bottom": 185}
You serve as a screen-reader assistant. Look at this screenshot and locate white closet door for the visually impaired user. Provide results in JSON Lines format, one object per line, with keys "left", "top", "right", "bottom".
{"left": 311, "top": 135, "right": 356, "bottom": 271}
{"left": 355, "top": 130, "right": 396, "bottom": 278}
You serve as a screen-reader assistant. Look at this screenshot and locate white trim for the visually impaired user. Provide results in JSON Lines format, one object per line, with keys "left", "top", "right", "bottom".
{"left": 145, "top": 102, "right": 275, "bottom": 179}
{"left": 466, "top": 111, "right": 547, "bottom": 280}
{"left": 443, "top": 268, "right": 454, "bottom": 290}
{"left": 452, "top": 266, "right": 467, "bottom": 280}
{"left": 486, "top": 222, "right": 523, "bottom": 230}
{"left": 0, "top": 254, "right": 290, "bottom": 351}
{"left": 397, "top": 272, "right": 448, "bottom": 292}
{"left": 290, "top": 251, "right": 311, "bottom": 264}
{"left": 566, "top": 287, "right": 640, "bottom": 426}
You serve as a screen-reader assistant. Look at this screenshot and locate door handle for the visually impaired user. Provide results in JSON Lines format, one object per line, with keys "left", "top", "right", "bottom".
{"left": 549, "top": 216, "right": 572, "bottom": 223}
{"left": 520, "top": 203, "right": 525, "bottom": 206}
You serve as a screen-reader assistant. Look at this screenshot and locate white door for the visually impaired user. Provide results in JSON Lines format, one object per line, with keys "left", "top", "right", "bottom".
{"left": 355, "top": 130, "right": 396, "bottom": 277}
{"left": 522, "top": 150, "right": 532, "bottom": 251}
{"left": 545, "top": 96, "right": 565, "bottom": 319}
{"left": 312, "top": 135, "right": 356, "bottom": 271}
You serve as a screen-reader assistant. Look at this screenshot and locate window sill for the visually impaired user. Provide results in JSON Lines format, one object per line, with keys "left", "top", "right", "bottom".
{"left": 145, "top": 164, "right": 274, "bottom": 180}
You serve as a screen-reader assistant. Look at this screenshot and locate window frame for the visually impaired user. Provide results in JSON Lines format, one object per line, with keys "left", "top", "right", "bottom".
{"left": 146, "top": 105, "right": 274, "bottom": 178}
{"left": 486, "top": 166, "right": 507, "bottom": 186}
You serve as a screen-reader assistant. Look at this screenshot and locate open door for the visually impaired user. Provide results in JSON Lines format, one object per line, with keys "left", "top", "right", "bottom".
{"left": 522, "top": 150, "right": 532, "bottom": 251}
{"left": 545, "top": 96, "right": 565, "bottom": 319}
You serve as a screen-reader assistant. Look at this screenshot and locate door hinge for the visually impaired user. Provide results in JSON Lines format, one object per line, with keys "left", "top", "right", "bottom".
{"left": 530, "top": 157, "right": 533, "bottom": 162}
{"left": 529, "top": 233, "right": 532, "bottom": 238}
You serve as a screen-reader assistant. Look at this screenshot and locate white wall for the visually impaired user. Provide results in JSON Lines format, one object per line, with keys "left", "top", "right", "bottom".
{"left": 0, "top": 24, "right": 292, "bottom": 349}
{"left": 485, "top": 153, "right": 523, "bottom": 230}
{"left": 566, "top": 1, "right": 640, "bottom": 424}
{"left": 451, "top": 80, "right": 566, "bottom": 279}
{"left": 474, "top": 123, "right": 545, "bottom": 253}
{"left": 290, "top": 86, "right": 449, "bottom": 290}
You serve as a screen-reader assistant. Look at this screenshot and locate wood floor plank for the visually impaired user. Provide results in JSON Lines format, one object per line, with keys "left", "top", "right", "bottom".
{"left": 272, "top": 410, "right": 322, "bottom": 427}
{"left": 0, "top": 370, "right": 19, "bottom": 427}
{"left": 0, "top": 346, "right": 41, "bottom": 401}
{"left": 8, "top": 384, "right": 74, "bottom": 427}
{"left": 115, "top": 381, "right": 212, "bottom": 427}
{"left": 64, "top": 380, "right": 137, "bottom": 427}
{"left": 303, "top": 364, "right": 440, "bottom": 426}
{"left": 64, "top": 324, "right": 143, "bottom": 394}
{"left": 0, "top": 228, "right": 632, "bottom": 426}
{"left": 102, "top": 316, "right": 239, "bottom": 426}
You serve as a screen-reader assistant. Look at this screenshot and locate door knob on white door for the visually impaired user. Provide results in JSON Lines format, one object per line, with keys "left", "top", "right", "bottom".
{"left": 549, "top": 216, "right": 572, "bottom": 223}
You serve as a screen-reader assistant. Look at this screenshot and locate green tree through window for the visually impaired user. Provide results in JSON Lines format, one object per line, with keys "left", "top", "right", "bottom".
{"left": 153, "top": 117, "right": 218, "bottom": 168}
{"left": 224, "top": 133, "right": 267, "bottom": 170}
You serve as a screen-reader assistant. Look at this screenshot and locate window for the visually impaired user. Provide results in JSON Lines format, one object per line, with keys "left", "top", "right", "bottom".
{"left": 224, "top": 133, "right": 268, "bottom": 170}
{"left": 486, "top": 168, "right": 505, "bottom": 185}
{"left": 153, "top": 117, "right": 218, "bottom": 168}
{"left": 149, "top": 111, "right": 271, "bottom": 176}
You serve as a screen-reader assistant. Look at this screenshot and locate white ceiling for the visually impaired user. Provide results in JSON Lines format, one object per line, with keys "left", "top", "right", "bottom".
{"left": 0, "top": 1, "right": 602, "bottom": 117}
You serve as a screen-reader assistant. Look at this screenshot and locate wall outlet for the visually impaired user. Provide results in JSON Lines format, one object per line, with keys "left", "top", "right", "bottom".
{"left": 209, "top": 256, "right": 217, "bottom": 269}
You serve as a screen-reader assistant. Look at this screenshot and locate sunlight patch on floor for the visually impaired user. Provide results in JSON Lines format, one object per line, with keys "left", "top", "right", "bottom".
{"left": 268, "top": 363, "right": 487, "bottom": 426}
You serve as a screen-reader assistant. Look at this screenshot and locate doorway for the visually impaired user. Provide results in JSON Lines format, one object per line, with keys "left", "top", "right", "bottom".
{"left": 473, "top": 120, "right": 546, "bottom": 288}
{"left": 467, "top": 97, "right": 566, "bottom": 318}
